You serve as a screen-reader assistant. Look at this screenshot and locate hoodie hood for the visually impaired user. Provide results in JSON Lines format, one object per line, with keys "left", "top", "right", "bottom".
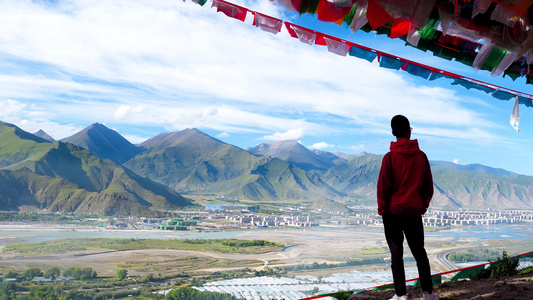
{"left": 390, "top": 139, "right": 420, "bottom": 155}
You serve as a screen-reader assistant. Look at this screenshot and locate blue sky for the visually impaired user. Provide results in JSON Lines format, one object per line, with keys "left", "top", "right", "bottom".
{"left": 1, "top": 0, "right": 533, "bottom": 175}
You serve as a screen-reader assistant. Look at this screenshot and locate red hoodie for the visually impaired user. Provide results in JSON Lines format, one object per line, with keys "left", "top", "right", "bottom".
{"left": 377, "top": 139, "right": 433, "bottom": 216}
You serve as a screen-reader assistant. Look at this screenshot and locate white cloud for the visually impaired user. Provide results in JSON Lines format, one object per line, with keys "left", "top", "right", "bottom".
{"left": 453, "top": 159, "right": 461, "bottom": 164}
{"left": 0, "top": 99, "right": 26, "bottom": 116}
{"left": 122, "top": 134, "right": 149, "bottom": 144}
{"left": 114, "top": 105, "right": 145, "bottom": 119}
{"left": 0, "top": 0, "right": 509, "bottom": 147}
{"left": 261, "top": 128, "right": 305, "bottom": 140}
{"left": 217, "top": 132, "right": 230, "bottom": 138}
{"left": 309, "top": 142, "right": 334, "bottom": 149}
{"left": 349, "top": 144, "right": 366, "bottom": 151}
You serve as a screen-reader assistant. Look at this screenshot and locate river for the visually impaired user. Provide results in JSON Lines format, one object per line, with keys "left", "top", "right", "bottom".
{"left": 0, "top": 224, "right": 531, "bottom": 246}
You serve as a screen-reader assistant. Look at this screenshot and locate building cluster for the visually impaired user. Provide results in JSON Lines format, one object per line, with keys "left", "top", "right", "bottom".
{"left": 135, "top": 208, "right": 533, "bottom": 231}
{"left": 226, "top": 215, "right": 319, "bottom": 228}
{"left": 423, "top": 210, "right": 533, "bottom": 227}
{"left": 351, "top": 210, "right": 533, "bottom": 227}
{"left": 140, "top": 218, "right": 198, "bottom": 230}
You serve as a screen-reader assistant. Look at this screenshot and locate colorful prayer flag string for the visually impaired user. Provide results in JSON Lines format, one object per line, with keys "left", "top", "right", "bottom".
{"left": 200, "top": 0, "right": 533, "bottom": 105}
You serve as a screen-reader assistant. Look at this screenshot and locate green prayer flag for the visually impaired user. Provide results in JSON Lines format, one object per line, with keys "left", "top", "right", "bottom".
{"left": 527, "top": 74, "right": 533, "bottom": 85}
{"left": 503, "top": 68, "right": 522, "bottom": 81}
{"left": 433, "top": 46, "right": 456, "bottom": 61}
{"left": 376, "top": 25, "right": 391, "bottom": 36}
{"left": 192, "top": 0, "right": 207, "bottom": 6}
{"left": 450, "top": 266, "right": 486, "bottom": 282}
{"left": 418, "top": 19, "right": 438, "bottom": 40}
{"left": 299, "top": 0, "right": 320, "bottom": 14}
{"left": 414, "top": 275, "right": 442, "bottom": 286}
{"left": 344, "top": 5, "right": 357, "bottom": 26}
{"left": 373, "top": 283, "right": 394, "bottom": 291}
{"left": 455, "top": 53, "right": 475, "bottom": 67}
{"left": 481, "top": 48, "right": 507, "bottom": 72}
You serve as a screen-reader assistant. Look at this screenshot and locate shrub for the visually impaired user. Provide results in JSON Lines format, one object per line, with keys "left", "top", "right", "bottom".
{"left": 470, "top": 251, "right": 519, "bottom": 280}
{"left": 117, "top": 269, "right": 128, "bottom": 280}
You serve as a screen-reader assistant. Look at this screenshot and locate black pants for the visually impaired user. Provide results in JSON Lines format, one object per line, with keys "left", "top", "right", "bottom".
{"left": 382, "top": 213, "right": 432, "bottom": 296}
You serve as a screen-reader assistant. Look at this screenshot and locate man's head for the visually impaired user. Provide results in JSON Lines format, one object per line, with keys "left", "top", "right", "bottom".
{"left": 391, "top": 115, "right": 411, "bottom": 139}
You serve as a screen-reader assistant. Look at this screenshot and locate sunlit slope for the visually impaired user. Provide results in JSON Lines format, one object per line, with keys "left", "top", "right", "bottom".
{"left": 322, "top": 153, "right": 383, "bottom": 195}
{"left": 125, "top": 128, "right": 265, "bottom": 190}
{"left": 204, "top": 158, "right": 342, "bottom": 200}
{"left": 431, "top": 166, "right": 533, "bottom": 210}
{"left": 321, "top": 151, "right": 533, "bottom": 209}
{"left": 0, "top": 122, "right": 191, "bottom": 215}
{"left": 126, "top": 129, "right": 340, "bottom": 200}
{"left": 62, "top": 123, "right": 141, "bottom": 164}
{"left": 248, "top": 140, "right": 334, "bottom": 172}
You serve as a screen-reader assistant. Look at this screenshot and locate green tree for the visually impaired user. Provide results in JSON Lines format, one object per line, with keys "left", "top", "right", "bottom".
{"left": 28, "top": 285, "right": 63, "bottom": 300}
{"left": 22, "top": 268, "right": 42, "bottom": 280}
{"left": 0, "top": 281, "right": 19, "bottom": 299}
{"left": 2, "top": 271, "right": 18, "bottom": 279}
{"left": 117, "top": 268, "right": 128, "bottom": 280}
{"left": 44, "top": 267, "right": 61, "bottom": 279}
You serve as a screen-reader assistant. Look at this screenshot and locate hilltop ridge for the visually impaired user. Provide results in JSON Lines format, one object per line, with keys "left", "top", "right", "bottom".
{"left": 3, "top": 121, "right": 533, "bottom": 214}
{"left": 348, "top": 273, "right": 533, "bottom": 299}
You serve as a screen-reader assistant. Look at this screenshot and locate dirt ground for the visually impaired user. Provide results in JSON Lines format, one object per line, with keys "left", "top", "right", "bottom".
{"left": 349, "top": 274, "right": 533, "bottom": 300}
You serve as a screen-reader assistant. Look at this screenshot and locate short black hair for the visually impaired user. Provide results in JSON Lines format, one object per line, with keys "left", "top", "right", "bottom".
{"left": 391, "top": 115, "right": 410, "bottom": 138}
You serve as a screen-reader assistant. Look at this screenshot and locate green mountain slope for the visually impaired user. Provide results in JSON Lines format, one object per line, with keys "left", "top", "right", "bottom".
{"left": 126, "top": 129, "right": 342, "bottom": 200}
{"left": 322, "top": 153, "right": 383, "bottom": 203}
{"left": 204, "top": 158, "right": 342, "bottom": 200}
{"left": 431, "top": 166, "right": 533, "bottom": 210}
{"left": 320, "top": 152, "right": 533, "bottom": 209}
{"left": 248, "top": 140, "right": 333, "bottom": 171}
{"left": 125, "top": 129, "right": 267, "bottom": 191}
{"left": 0, "top": 123, "right": 191, "bottom": 215}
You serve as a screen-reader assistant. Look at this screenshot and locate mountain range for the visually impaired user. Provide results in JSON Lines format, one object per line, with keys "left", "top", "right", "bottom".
{"left": 2, "top": 121, "right": 533, "bottom": 215}
{"left": 0, "top": 123, "right": 191, "bottom": 215}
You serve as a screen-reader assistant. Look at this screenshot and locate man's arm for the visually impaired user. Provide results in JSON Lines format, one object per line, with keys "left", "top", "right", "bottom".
{"left": 421, "top": 154, "right": 434, "bottom": 210}
{"left": 377, "top": 154, "right": 392, "bottom": 215}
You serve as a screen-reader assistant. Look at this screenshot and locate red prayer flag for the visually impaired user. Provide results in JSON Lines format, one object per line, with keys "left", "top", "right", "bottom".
{"left": 316, "top": 0, "right": 352, "bottom": 23}
{"left": 277, "top": 0, "right": 302, "bottom": 12}
{"left": 285, "top": 22, "right": 299, "bottom": 38}
{"left": 389, "top": 18, "right": 411, "bottom": 39}
{"left": 366, "top": 0, "right": 393, "bottom": 30}
{"left": 315, "top": 34, "right": 327, "bottom": 46}
{"left": 212, "top": 0, "right": 248, "bottom": 22}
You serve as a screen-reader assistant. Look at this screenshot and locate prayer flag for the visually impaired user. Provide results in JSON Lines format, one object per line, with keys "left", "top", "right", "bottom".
{"left": 349, "top": 46, "right": 378, "bottom": 63}
{"left": 429, "top": 72, "right": 455, "bottom": 81}
{"left": 290, "top": 24, "right": 317, "bottom": 45}
{"left": 492, "top": 90, "right": 515, "bottom": 101}
{"left": 389, "top": 18, "right": 411, "bottom": 39}
{"left": 403, "top": 63, "right": 431, "bottom": 79}
{"left": 315, "top": 34, "right": 327, "bottom": 46}
{"left": 366, "top": 0, "right": 393, "bottom": 30}
{"left": 324, "top": 37, "right": 351, "bottom": 56}
{"left": 253, "top": 13, "right": 283, "bottom": 34}
{"left": 452, "top": 78, "right": 494, "bottom": 94}
{"left": 511, "top": 96, "right": 520, "bottom": 131}
{"left": 379, "top": 55, "right": 406, "bottom": 70}
{"left": 212, "top": 0, "right": 247, "bottom": 22}
{"left": 316, "top": 0, "right": 352, "bottom": 23}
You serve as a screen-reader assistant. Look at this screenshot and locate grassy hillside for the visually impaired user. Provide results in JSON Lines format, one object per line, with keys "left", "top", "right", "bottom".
{"left": 0, "top": 123, "right": 191, "bottom": 215}
{"left": 125, "top": 129, "right": 266, "bottom": 191}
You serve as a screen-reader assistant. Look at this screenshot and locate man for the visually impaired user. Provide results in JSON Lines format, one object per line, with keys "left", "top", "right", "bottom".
{"left": 377, "top": 115, "right": 438, "bottom": 300}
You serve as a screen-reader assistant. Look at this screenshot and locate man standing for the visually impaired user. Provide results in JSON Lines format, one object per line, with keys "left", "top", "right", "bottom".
{"left": 377, "top": 115, "right": 438, "bottom": 300}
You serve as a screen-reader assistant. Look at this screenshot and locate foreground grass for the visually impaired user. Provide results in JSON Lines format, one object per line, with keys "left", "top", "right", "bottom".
{"left": 3, "top": 238, "right": 285, "bottom": 256}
